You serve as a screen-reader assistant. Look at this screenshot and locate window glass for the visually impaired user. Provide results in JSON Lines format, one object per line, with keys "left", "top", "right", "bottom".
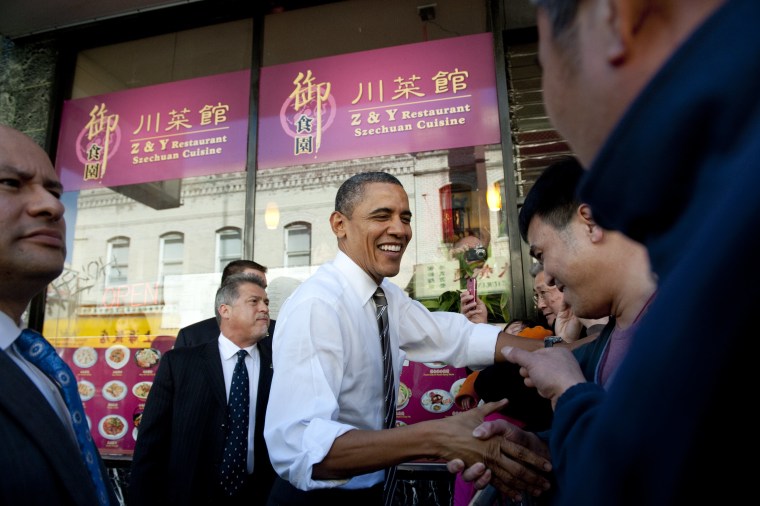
{"left": 217, "top": 228, "right": 243, "bottom": 272}
{"left": 106, "top": 237, "right": 129, "bottom": 286}
{"left": 285, "top": 223, "right": 311, "bottom": 267}
{"left": 160, "top": 232, "right": 184, "bottom": 278}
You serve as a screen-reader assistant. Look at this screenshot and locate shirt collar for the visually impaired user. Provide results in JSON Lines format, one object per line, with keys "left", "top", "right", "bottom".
{"left": 334, "top": 250, "right": 384, "bottom": 306}
{"left": 0, "top": 311, "right": 22, "bottom": 352}
{"left": 218, "top": 333, "right": 257, "bottom": 361}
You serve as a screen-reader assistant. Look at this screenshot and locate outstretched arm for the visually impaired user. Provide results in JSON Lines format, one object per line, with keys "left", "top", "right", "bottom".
{"left": 314, "top": 399, "right": 552, "bottom": 499}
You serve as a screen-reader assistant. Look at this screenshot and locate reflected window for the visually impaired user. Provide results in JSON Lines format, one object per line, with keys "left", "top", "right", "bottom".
{"left": 159, "top": 232, "right": 184, "bottom": 279}
{"left": 440, "top": 183, "right": 475, "bottom": 244}
{"left": 285, "top": 222, "right": 311, "bottom": 267}
{"left": 106, "top": 237, "right": 130, "bottom": 286}
{"left": 217, "top": 227, "right": 242, "bottom": 272}
{"left": 491, "top": 179, "right": 506, "bottom": 237}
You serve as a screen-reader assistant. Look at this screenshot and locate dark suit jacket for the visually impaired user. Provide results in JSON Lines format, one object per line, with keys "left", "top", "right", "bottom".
{"left": 128, "top": 337, "right": 276, "bottom": 505}
{"left": 0, "top": 350, "right": 118, "bottom": 506}
{"left": 175, "top": 317, "right": 276, "bottom": 348}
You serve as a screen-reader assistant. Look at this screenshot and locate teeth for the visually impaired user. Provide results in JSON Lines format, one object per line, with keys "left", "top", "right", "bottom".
{"left": 379, "top": 245, "right": 401, "bottom": 252}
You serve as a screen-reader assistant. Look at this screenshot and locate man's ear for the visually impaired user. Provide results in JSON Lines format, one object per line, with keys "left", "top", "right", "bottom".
{"left": 330, "top": 211, "right": 347, "bottom": 238}
{"left": 578, "top": 204, "right": 604, "bottom": 243}
{"left": 218, "top": 304, "right": 229, "bottom": 320}
{"left": 599, "top": 0, "right": 647, "bottom": 66}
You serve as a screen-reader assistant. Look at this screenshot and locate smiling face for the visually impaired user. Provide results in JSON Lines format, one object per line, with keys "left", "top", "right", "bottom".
{"left": 527, "top": 212, "right": 611, "bottom": 320}
{"left": 0, "top": 125, "right": 66, "bottom": 320}
{"left": 331, "top": 181, "right": 412, "bottom": 284}
{"left": 528, "top": 213, "right": 589, "bottom": 318}
{"left": 533, "top": 270, "right": 564, "bottom": 327}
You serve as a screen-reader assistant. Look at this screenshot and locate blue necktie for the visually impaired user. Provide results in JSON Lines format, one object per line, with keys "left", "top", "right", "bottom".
{"left": 15, "top": 329, "right": 111, "bottom": 506}
{"left": 373, "top": 287, "right": 397, "bottom": 506}
{"left": 220, "top": 349, "right": 249, "bottom": 496}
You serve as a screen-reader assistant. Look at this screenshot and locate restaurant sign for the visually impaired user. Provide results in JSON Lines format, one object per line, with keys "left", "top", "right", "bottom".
{"left": 55, "top": 69, "right": 251, "bottom": 191}
{"left": 258, "top": 33, "right": 499, "bottom": 169}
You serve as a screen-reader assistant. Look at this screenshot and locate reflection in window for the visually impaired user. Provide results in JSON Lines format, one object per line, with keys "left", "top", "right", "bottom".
{"left": 440, "top": 183, "right": 475, "bottom": 244}
{"left": 285, "top": 222, "right": 311, "bottom": 267}
{"left": 491, "top": 179, "right": 506, "bottom": 237}
{"left": 159, "top": 232, "right": 184, "bottom": 279}
{"left": 106, "top": 237, "right": 130, "bottom": 286}
{"left": 217, "top": 227, "right": 242, "bottom": 272}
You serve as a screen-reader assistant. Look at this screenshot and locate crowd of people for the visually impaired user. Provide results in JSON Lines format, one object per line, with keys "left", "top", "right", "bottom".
{"left": 1, "top": 0, "right": 754, "bottom": 504}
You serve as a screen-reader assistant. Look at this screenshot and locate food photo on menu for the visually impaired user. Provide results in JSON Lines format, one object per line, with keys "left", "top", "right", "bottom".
{"left": 57, "top": 335, "right": 170, "bottom": 454}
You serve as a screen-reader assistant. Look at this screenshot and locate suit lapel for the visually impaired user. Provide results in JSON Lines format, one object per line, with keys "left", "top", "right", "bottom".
{"left": 0, "top": 351, "right": 99, "bottom": 504}
{"left": 255, "top": 335, "right": 273, "bottom": 412}
{"left": 202, "top": 342, "right": 227, "bottom": 408}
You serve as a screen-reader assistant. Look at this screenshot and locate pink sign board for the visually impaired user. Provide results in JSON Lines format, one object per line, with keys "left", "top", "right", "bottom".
{"left": 55, "top": 70, "right": 251, "bottom": 191}
{"left": 396, "top": 360, "right": 468, "bottom": 427}
{"left": 258, "top": 33, "right": 500, "bottom": 169}
{"left": 52, "top": 335, "right": 176, "bottom": 455}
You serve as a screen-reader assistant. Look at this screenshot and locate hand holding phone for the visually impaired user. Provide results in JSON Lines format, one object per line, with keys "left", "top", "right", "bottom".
{"left": 466, "top": 276, "right": 478, "bottom": 300}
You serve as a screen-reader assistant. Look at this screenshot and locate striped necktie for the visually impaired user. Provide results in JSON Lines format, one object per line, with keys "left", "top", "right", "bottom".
{"left": 373, "top": 287, "right": 397, "bottom": 506}
{"left": 15, "top": 328, "right": 111, "bottom": 506}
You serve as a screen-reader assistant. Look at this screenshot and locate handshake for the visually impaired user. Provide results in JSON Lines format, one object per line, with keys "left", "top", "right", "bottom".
{"left": 440, "top": 399, "right": 553, "bottom": 503}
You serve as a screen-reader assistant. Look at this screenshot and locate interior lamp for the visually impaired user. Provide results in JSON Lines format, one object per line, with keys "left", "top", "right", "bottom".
{"left": 265, "top": 202, "right": 280, "bottom": 230}
{"left": 486, "top": 184, "right": 502, "bottom": 211}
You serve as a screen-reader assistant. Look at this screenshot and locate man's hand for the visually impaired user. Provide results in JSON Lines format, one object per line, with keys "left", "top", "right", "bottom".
{"left": 441, "top": 402, "right": 552, "bottom": 501}
{"left": 553, "top": 303, "right": 583, "bottom": 342}
{"left": 502, "top": 346, "right": 585, "bottom": 409}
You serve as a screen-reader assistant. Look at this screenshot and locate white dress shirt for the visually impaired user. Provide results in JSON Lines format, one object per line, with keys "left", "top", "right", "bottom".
{"left": 264, "top": 251, "right": 498, "bottom": 491}
{"left": 218, "top": 334, "right": 260, "bottom": 474}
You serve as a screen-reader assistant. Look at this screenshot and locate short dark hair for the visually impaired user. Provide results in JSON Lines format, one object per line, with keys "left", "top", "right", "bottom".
{"left": 518, "top": 156, "right": 584, "bottom": 242}
{"left": 531, "top": 0, "right": 580, "bottom": 38}
{"left": 221, "top": 260, "right": 267, "bottom": 284}
{"left": 335, "top": 171, "right": 403, "bottom": 218}
{"left": 215, "top": 273, "right": 267, "bottom": 324}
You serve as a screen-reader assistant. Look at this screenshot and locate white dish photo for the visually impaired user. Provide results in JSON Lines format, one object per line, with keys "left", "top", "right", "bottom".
{"left": 132, "top": 381, "right": 152, "bottom": 400}
{"left": 98, "top": 415, "right": 128, "bottom": 440}
{"left": 420, "top": 388, "right": 454, "bottom": 414}
{"left": 105, "top": 344, "right": 130, "bottom": 370}
{"left": 102, "top": 380, "right": 128, "bottom": 402}
{"left": 422, "top": 361, "right": 448, "bottom": 369}
{"left": 134, "top": 348, "right": 161, "bottom": 368}
{"left": 72, "top": 347, "right": 97, "bottom": 368}
{"left": 396, "top": 382, "right": 412, "bottom": 411}
{"left": 77, "top": 380, "right": 96, "bottom": 402}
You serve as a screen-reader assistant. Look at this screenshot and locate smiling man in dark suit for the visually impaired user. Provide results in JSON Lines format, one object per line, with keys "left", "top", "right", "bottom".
{"left": 174, "top": 259, "right": 275, "bottom": 348}
{"left": 129, "top": 273, "right": 276, "bottom": 505}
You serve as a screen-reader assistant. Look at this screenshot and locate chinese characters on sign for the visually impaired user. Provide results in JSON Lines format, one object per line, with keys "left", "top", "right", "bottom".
{"left": 259, "top": 33, "right": 499, "bottom": 169}
{"left": 56, "top": 70, "right": 251, "bottom": 191}
{"left": 414, "top": 257, "right": 510, "bottom": 299}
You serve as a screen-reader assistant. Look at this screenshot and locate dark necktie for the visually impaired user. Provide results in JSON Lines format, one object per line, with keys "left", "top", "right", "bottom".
{"left": 220, "top": 349, "right": 249, "bottom": 496}
{"left": 15, "top": 329, "right": 111, "bottom": 506}
{"left": 373, "top": 287, "right": 397, "bottom": 506}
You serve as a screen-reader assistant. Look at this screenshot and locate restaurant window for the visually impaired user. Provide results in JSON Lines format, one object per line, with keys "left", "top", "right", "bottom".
{"left": 105, "top": 237, "right": 129, "bottom": 287}
{"left": 159, "top": 232, "right": 184, "bottom": 280}
{"left": 44, "top": 18, "right": 254, "bottom": 460}
{"left": 217, "top": 227, "right": 242, "bottom": 272}
{"left": 284, "top": 222, "right": 311, "bottom": 267}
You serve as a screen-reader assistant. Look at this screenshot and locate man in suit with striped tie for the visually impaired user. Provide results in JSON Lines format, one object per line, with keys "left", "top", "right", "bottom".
{"left": 0, "top": 123, "right": 118, "bottom": 505}
{"left": 129, "top": 273, "right": 276, "bottom": 505}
